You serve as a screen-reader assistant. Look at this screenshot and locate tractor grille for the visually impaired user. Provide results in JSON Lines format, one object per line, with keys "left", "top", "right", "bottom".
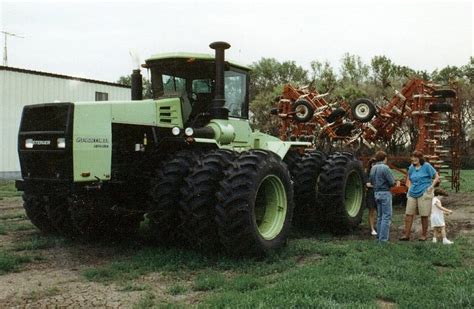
{"left": 18, "top": 103, "right": 74, "bottom": 180}
{"left": 158, "top": 105, "right": 181, "bottom": 127}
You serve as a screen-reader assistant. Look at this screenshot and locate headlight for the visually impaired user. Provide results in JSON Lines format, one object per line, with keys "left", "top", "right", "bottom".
{"left": 184, "top": 127, "right": 194, "bottom": 136}
{"left": 171, "top": 127, "right": 181, "bottom": 136}
{"left": 25, "top": 139, "right": 33, "bottom": 149}
{"left": 57, "top": 138, "right": 66, "bottom": 148}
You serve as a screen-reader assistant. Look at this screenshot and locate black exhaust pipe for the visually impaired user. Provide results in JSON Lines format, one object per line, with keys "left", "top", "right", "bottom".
{"left": 131, "top": 69, "right": 143, "bottom": 100}
{"left": 209, "top": 41, "right": 230, "bottom": 119}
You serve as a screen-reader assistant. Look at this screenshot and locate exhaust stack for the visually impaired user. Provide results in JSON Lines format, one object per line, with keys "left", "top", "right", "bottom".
{"left": 209, "top": 41, "right": 230, "bottom": 119}
{"left": 131, "top": 69, "right": 143, "bottom": 100}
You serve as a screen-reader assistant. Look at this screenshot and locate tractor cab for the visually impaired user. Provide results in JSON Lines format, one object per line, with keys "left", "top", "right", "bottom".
{"left": 143, "top": 52, "right": 250, "bottom": 125}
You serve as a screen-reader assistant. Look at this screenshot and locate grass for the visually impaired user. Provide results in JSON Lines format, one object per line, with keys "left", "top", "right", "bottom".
{"left": 167, "top": 284, "right": 188, "bottom": 295}
{"left": 459, "top": 169, "right": 474, "bottom": 192}
{"left": 192, "top": 271, "right": 226, "bottom": 291}
{"left": 0, "top": 181, "right": 21, "bottom": 198}
{"left": 80, "top": 235, "right": 473, "bottom": 308}
{"left": 0, "top": 249, "right": 32, "bottom": 274}
{"left": 134, "top": 291, "right": 156, "bottom": 309}
{"left": 13, "top": 235, "right": 66, "bottom": 251}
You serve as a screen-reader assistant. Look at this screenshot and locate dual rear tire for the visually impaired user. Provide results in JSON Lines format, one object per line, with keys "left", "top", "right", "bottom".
{"left": 149, "top": 149, "right": 295, "bottom": 257}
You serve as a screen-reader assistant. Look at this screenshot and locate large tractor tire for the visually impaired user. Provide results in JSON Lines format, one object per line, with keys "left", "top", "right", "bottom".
{"left": 23, "top": 194, "right": 57, "bottom": 234}
{"left": 318, "top": 153, "right": 366, "bottom": 233}
{"left": 180, "top": 149, "right": 237, "bottom": 251}
{"left": 45, "top": 195, "right": 78, "bottom": 237}
{"left": 283, "top": 149, "right": 302, "bottom": 171}
{"left": 291, "top": 150, "right": 327, "bottom": 229}
{"left": 148, "top": 150, "right": 201, "bottom": 245}
{"left": 216, "top": 150, "right": 294, "bottom": 257}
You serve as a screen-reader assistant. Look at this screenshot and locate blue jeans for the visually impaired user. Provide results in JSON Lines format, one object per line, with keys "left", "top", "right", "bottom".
{"left": 374, "top": 191, "right": 392, "bottom": 242}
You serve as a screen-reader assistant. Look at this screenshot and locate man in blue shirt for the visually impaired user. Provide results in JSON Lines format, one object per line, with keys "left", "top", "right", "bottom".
{"left": 400, "top": 150, "right": 440, "bottom": 241}
{"left": 369, "top": 151, "right": 396, "bottom": 243}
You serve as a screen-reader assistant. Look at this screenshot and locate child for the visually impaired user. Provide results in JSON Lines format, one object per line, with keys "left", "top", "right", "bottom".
{"left": 431, "top": 188, "right": 454, "bottom": 244}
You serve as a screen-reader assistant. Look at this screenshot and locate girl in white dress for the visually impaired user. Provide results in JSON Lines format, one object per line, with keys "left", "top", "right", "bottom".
{"left": 431, "top": 188, "right": 454, "bottom": 245}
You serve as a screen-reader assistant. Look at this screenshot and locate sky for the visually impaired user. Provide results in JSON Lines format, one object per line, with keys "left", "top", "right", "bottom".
{"left": 0, "top": 0, "right": 472, "bottom": 83}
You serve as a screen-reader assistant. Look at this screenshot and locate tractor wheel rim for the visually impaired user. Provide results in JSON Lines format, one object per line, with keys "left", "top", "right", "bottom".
{"left": 355, "top": 103, "right": 370, "bottom": 118}
{"left": 345, "top": 170, "right": 363, "bottom": 217}
{"left": 254, "top": 175, "right": 287, "bottom": 240}
{"left": 296, "top": 105, "right": 309, "bottom": 118}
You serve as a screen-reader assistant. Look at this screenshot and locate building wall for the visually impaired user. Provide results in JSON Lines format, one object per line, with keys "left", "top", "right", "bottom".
{"left": 0, "top": 69, "right": 131, "bottom": 179}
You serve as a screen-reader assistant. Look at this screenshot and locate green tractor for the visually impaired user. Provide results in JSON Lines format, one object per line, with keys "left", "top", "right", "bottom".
{"left": 16, "top": 42, "right": 366, "bottom": 256}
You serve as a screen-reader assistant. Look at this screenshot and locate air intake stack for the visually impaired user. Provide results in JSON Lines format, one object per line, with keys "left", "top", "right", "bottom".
{"left": 131, "top": 69, "right": 143, "bottom": 100}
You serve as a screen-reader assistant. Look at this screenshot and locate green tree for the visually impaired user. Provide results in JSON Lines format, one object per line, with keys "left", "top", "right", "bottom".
{"left": 340, "top": 53, "right": 369, "bottom": 86}
{"left": 249, "top": 86, "right": 283, "bottom": 135}
{"left": 249, "top": 58, "right": 308, "bottom": 100}
{"left": 310, "top": 60, "right": 337, "bottom": 93}
{"left": 431, "top": 65, "right": 463, "bottom": 83}
{"left": 370, "top": 55, "right": 395, "bottom": 88}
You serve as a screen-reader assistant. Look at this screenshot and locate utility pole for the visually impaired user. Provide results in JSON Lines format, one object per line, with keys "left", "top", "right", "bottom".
{"left": 1, "top": 31, "right": 24, "bottom": 66}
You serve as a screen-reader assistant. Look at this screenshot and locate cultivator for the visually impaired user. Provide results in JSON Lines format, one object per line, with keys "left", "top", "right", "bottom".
{"left": 272, "top": 79, "right": 461, "bottom": 191}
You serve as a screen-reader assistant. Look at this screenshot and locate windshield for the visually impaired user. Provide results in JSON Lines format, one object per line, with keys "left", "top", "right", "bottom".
{"left": 149, "top": 61, "right": 248, "bottom": 120}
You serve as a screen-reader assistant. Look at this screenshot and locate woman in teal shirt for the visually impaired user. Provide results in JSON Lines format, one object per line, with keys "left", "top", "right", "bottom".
{"left": 400, "top": 151, "right": 440, "bottom": 241}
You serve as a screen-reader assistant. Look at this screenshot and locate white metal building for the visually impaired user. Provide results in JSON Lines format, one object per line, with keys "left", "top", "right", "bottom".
{"left": 0, "top": 66, "right": 131, "bottom": 179}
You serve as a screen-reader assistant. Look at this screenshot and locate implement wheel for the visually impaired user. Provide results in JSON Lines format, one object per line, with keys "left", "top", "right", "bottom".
{"left": 291, "top": 100, "right": 315, "bottom": 123}
{"left": 351, "top": 98, "right": 376, "bottom": 122}
{"left": 216, "top": 150, "right": 294, "bottom": 257}
{"left": 429, "top": 103, "right": 452, "bottom": 113}
{"left": 318, "top": 153, "right": 365, "bottom": 233}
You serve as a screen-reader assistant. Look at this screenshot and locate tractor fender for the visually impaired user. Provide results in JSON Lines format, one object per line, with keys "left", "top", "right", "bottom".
{"left": 264, "top": 141, "right": 310, "bottom": 159}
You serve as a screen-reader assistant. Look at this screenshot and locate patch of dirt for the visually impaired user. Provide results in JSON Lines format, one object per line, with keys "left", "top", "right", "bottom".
{"left": 0, "top": 198, "right": 207, "bottom": 307}
{"left": 376, "top": 297, "right": 397, "bottom": 308}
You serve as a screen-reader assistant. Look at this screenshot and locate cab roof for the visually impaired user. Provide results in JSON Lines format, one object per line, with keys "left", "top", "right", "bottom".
{"left": 144, "top": 52, "right": 251, "bottom": 71}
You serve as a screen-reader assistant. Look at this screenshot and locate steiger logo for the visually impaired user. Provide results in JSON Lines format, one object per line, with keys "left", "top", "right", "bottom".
{"left": 33, "top": 140, "right": 51, "bottom": 145}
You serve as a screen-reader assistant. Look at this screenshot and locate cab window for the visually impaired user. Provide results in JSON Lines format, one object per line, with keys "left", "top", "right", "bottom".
{"left": 224, "top": 71, "right": 246, "bottom": 118}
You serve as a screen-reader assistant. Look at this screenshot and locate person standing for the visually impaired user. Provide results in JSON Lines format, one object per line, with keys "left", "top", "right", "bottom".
{"left": 400, "top": 151, "right": 440, "bottom": 241}
{"left": 431, "top": 188, "right": 454, "bottom": 245}
{"left": 365, "top": 158, "right": 378, "bottom": 236}
{"left": 369, "top": 151, "right": 396, "bottom": 243}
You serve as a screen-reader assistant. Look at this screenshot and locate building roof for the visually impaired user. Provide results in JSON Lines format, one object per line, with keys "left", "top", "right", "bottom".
{"left": 0, "top": 66, "right": 130, "bottom": 88}
{"left": 145, "top": 52, "right": 251, "bottom": 71}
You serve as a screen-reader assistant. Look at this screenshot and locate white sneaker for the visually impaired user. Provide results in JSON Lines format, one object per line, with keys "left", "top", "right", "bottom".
{"left": 443, "top": 239, "right": 453, "bottom": 245}
{"left": 371, "top": 230, "right": 377, "bottom": 236}
{"left": 432, "top": 238, "right": 437, "bottom": 243}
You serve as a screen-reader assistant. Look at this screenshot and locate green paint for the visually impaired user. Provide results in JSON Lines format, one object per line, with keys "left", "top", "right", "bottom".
{"left": 254, "top": 175, "right": 287, "bottom": 240}
{"left": 345, "top": 171, "right": 363, "bottom": 217}
{"left": 73, "top": 102, "right": 112, "bottom": 182}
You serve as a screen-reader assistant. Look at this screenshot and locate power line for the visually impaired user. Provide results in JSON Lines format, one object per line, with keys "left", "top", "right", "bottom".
{"left": 1, "top": 31, "right": 25, "bottom": 66}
